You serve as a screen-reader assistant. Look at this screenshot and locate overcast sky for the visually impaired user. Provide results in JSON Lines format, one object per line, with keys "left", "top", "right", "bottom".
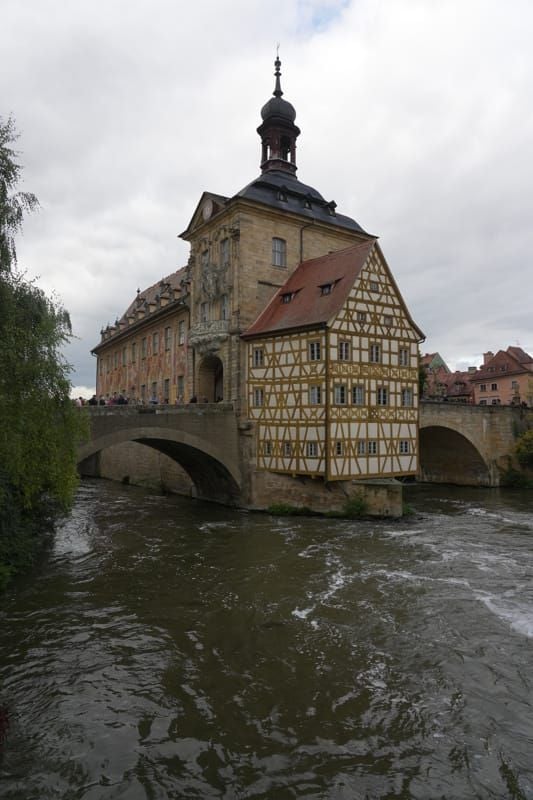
{"left": 2, "top": 0, "right": 532, "bottom": 395}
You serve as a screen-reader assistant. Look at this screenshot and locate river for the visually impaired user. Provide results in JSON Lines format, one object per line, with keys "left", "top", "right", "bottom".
{"left": 0, "top": 480, "right": 532, "bottom": 799}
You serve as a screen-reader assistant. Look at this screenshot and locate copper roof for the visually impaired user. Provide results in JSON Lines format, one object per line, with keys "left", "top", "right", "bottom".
{"left": 242, "top": 239, "right": 377, "bottom": 338}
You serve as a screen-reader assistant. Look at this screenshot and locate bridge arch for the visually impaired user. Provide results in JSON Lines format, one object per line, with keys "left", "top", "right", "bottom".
{"left": 419, "top": 424, "right": 491, "bottom": 486}
{"left": 77, "top": 424, "right": 241, "bottom": 505}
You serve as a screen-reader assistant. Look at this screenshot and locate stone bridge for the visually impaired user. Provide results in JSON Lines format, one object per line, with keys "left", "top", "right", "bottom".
{"left": 419, "top": 402, "right": 533, "bottom": 486}
{"left": 77, "top": 404, "right": 243, "bottom": 505}
{"left": 77, "top": 402, "right": 533, "bottom": 505}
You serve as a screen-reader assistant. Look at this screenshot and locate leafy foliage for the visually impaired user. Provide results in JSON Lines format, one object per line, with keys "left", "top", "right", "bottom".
{"left": 515, "top": 429, "right": 533, "bottom": 470}
{"left": 0, "top": 117, "right": 86, "bottom": 589}
{"left": 0, "top": 116, "right": 38, "bottom": 273}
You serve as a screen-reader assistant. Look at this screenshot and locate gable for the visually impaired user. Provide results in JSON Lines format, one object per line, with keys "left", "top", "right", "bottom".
{"left": 329, "top": 243, "right": 424, "bottom": 342}
{"left": 180, "top": 191, "right": 229, "bottom": 239}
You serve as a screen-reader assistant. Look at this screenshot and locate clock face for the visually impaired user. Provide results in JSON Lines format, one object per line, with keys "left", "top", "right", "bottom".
{"left": 202, "top": 199, "right": 213, "bottom": 221}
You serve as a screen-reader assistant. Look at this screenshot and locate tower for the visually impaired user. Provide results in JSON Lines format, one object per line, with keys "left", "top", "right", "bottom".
{"left": 257, "top": 56, "right": 300, "bottom": 175}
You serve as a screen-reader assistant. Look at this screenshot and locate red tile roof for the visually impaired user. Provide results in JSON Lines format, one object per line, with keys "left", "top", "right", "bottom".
{"left": 242, "top": 240, "right": 377, "bottom": 338}
{"left": 470, "top": 347, "right": 533, "bottom": 381}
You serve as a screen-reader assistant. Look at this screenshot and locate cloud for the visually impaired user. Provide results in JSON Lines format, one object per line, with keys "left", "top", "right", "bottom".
{"left": 2, "top": 0, "right": 532, "bottom": 389}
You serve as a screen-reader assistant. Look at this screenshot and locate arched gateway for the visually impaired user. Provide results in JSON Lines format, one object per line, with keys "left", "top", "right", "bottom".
{"left": 197, "top": 355, "right": 223, "bottom": 403}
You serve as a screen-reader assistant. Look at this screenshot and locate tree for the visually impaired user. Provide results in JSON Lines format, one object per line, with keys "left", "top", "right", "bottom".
{"left": 0, "top": 117, "right": 86, "bottom": 590}
{"left": 515, "top": 430, "right": 533, "bottom": 470}
{"left": 0, "top": 116, "right": 38, "bottom": 273}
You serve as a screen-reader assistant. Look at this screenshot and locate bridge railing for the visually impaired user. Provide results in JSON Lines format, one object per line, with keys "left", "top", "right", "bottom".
{"left": 81, "top": 402, "right": 235, "bottom": 415}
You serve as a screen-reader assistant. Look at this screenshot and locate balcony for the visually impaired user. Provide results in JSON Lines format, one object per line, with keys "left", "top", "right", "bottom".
{"left": 188, "top": 319, "right": 230, "bottom": 352}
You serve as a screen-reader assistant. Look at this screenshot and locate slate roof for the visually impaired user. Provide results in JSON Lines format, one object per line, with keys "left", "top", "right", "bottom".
{"left": 233, "top": 169, "right": 369, "bottom": 235}
{"left": 242, "top": 239, "right": 377, "bottom": 338}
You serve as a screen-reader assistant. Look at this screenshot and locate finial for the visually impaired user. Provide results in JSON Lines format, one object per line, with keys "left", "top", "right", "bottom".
{"left": 273, "top": 49, "right": 283, "bottom": 98}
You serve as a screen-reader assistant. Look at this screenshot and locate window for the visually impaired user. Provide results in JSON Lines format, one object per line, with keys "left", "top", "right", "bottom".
{"left": 369, "top": 343, "right": 381, "bottom": 363}
{"left": 151, "top": 381, "right": 158, "bottom": 400}
{"left": 338, "top": 341, "right": 350, "bottom": 361}
{"left": 272, "top": 237, "right": 287, "bottom": 267}
{"left": 491, "top": 383, "right": 498, "bottom": 391}
{"left": 309, "top": 385, "right": 322, "bottom": 404}
{"left": 253, "top": 348, "right": 264, "bottom": 367}
{"left": 307, "top": 442, "right": 318, "bottom": 457}
{"left": 309, "top": 341, "right": 321, "bottom": 361}
{"left": 320, "top": 283, "right": 332, "bottom": 295}
{"left": 106, "top": 355, "right": 110, "bottom": 373}
{"left": 201, "top": 249, "right": 209, "bottom": 268}
{"left": 335, "top": 441, "right": 344, "bottom": 456}
{"left": 253, "top": 388, "right": 264, "bottom": 407}
{"left": 357, "top": 311, "right": 367, "bottom": 322}
{"left": 334, "top": 385, "right": 347, "bottom": 405}
{"left": 131, "top": 342, "right": 137, "bottom": 363}
{"left": 113, "top": 352, "right": 118, "bottom": 369}
{"left": 399, "top": 348, "right": 409, "bottom": 366}
{"left": 377, "top": 387, "right": 388, "bottom": 405}
{"left": 383, "top": 315, "right": 393, "bottom": 327}
{"left": 264, "top": 441, "right": 272, "bottom": 456}
{"left": 165, "top": 327, "right": 171, "bottom": 351}
{"left": 399, "top": 440, "right": 410, "bottom": 454}
{"left": 368, "top": 441, "right": 378, "bottom": 455}
{"left": 480, "top": 384, "right": 486, "bottom": 392}
{"left": 220, "top": 238, "right": 230, "bottom": 267}
{"left": 220, "top": 294, "right": 229, "bottom": 320}
{"left": 357, "top": 440, "right": 366, "bottom": 455}
{"left": 401, "top": 387, "right": 413, "bottom": 407}
{"left": 491, "top": 398, "right": 500, "bottom": 405}
{"left": 512, "top": 380, "right": 519, "bottom": 390}
{"left": 122, "top": 347, "right": 127, "bottom": 366}
{"left": 369, "top": 280, "right": 379, "bottom": 292}
{"left": 283, "top": 441, "right": 292, "bottom": 457}
{"left": 177, "top": 375, "right": 184, "bottom": 399}
{"left": 281, "top": 292, "right": 293, "bottom": 304}
{"left": 163, "top": 378, "right": 170, "bottom": 403}
{"left": 200, "top": 302, "right": 209, "bottom": 322}
{"left": 479, "top": 399, "right": 487, "bottom": 405}
{"left": 178, "top": 321, "right": 185, "bottom": 345}
{"left": 152, "top": 332, "right": 159, "bottom": 355}
{"left": 141, "top": 384, "right": 146, "bottom": 402}
{"left": 352, "top": 385, "right": 365, "bottom": 405}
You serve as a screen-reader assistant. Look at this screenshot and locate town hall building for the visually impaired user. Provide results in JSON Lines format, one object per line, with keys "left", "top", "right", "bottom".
{"left": 92, "top": 58, "right": 424, "bottom": 502}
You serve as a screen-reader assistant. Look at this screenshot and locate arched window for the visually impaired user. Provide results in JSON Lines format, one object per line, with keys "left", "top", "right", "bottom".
{"left": 272, "top": 237, "right": 287, "bottom": 267}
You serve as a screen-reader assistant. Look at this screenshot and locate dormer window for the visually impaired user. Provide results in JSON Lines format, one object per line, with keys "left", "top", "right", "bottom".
{"left": 277, "top": 187, "right": 288, "bottom": 202}
{"left": 281, "top": 292, "right": 293, "bottom": 304}
{"left": 320, "top": 283, "right": 332, "bottom": 296}
{"left": 327, "top": 201, "right": 337, "bottom": 217}
{"left": 304, "top": 194, "right": 312, "bottom": 209}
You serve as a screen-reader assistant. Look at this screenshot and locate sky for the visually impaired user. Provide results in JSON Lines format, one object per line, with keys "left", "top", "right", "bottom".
{"left": 2, "top": 0, "right": 532, "bottom": 396}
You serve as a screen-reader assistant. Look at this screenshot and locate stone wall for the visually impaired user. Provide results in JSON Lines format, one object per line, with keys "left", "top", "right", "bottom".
{"left": 248, "top": 467, "right": 403, "bottom": 517}
{"left": 96, "top": 441, "right": 194, "bottom": 495}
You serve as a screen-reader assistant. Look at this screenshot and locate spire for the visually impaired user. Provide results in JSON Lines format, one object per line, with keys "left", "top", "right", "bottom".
{"left": 273, "top": 55, "right": 283, "bottom": 98}
{"left": 257, "top": 55, "right": 301, "bottom": 175}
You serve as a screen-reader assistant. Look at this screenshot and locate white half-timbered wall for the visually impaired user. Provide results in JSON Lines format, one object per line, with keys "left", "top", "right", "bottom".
{"left": 247, "top": 245, "right": 420, "bottom": 480}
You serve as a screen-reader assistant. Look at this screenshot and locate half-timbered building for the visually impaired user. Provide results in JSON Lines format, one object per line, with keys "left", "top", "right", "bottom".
{"left": 243, "top": 240, "right": 424, "bottom": 480}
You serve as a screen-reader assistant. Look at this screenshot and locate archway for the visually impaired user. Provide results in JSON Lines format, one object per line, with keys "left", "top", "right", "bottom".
{"left": 197, "top": 355, "right": 223, "bottom": 402}
{"left": 419, "top": 425, "right": 490, "bottom": 486}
